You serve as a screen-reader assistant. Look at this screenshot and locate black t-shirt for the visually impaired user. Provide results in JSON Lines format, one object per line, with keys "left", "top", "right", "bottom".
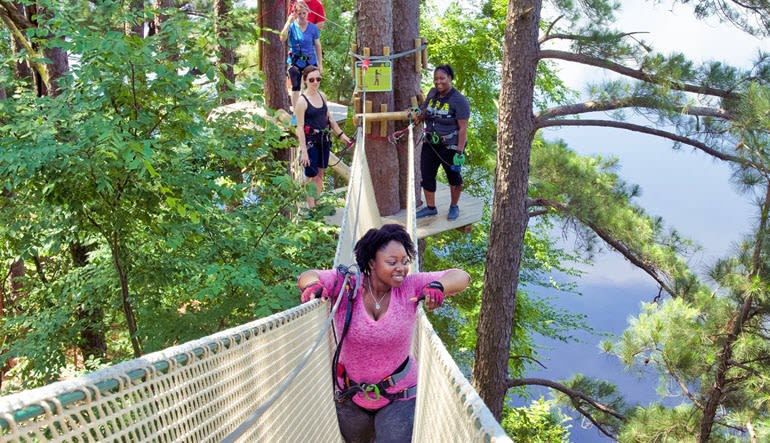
{"left": 423, "top": 87, "right": 470, "bottom": 138}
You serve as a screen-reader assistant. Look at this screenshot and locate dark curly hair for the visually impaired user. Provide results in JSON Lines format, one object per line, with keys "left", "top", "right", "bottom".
{"left": 354, "top": 224, "right": 416, "bottom": 275}
{"left": 434, "top": 64, "right": 454, "bottom": 79}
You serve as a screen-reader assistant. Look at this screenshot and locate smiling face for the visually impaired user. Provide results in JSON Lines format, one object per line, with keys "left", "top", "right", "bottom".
{"left": 433, "top": 69, "right": 452, "bottom": 94}
{"left": 369, "top": 240, "right": 410, "bottom": 289}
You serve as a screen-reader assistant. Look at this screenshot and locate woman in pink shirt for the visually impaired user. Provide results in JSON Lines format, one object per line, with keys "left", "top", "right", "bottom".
{"left": 298, "top": 224, "right": 471, "bottom": 442}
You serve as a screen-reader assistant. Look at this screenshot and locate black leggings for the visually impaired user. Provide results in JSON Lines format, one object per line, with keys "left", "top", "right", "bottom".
{"left": 335, "top": 398, "right": 416, "bottom": 443}
{"left": 420, "top": 141, "right": 462, "bottom": 193}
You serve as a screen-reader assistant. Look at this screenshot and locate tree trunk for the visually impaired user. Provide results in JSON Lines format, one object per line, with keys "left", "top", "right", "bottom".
{"left": 698, "top": 181, "right": 770, "bottom": 441}
{"left": 43, "top": 45, "right": 69, "bottom": 96}
{"left": 26, "top": 3, "right": 69, "bottom": 96}
{"left": 9, "top": 258, "right": 23, "bottom": 301}
{"left": 356, "top": 0, "right": 399, "bottom": 215}
{"left": 261, "top": 0, "right": 290, "bottom": 112}
{"left": 215, "top": 0, "right": 236, "bottom": 106}
{"left": 109, "top": 239, "right": 142, "bottom": 357}
{"left": 10, "top": 2, "right": 32, "bottom": 82}
{"left": 22, "top": 3, "right": 47, "bottom": 96}
{"left": 153, "top": 0, "right": 179, "bottom": 60}
{"left": 126, "top": 0, "right": 144, "bottom": 37}
{"left": 392, "top": 0, "right": 421, "bottom": 209}
{"left": 261, "top": 0, "right": 291, "bottom": 165}
{"left": 473, "top": 0, "right": 541, "bottom": 419}
{"left": 70, "top": 242, "right": 108, "bottom": 362}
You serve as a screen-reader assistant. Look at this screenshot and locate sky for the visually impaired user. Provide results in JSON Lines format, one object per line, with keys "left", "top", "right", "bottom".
{"left": 543, "top": 0, "right": 766, "bottom": 284}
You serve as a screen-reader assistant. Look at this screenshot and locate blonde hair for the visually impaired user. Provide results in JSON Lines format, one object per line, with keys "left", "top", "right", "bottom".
{"left": 294, "top": 1, "right": 309, "bottom": 12}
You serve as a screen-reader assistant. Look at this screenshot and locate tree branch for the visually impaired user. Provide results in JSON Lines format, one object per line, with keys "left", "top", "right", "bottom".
{"left": 538, "top": 15, "right": 564, "bottom": 44}
{"left": 529, "top": 198, "right": 677, "bottom": 297}
{"left": 537, "top": 97, "right": 734, "bottom": 121}
{"left": 528, "top": 208, "right": 551, "bottom": 218}
{"left": 536, "top": 118, "right": 755, "bottom": 168}
{"left": 538, "top": 49, "right": 738, "bottom": 99}
{"left": 662, "top": 353, "right": 705, "bottom": 409}
{"left": 507, "top": 377, "right": 626, "bottom": 420}
{"left": 573, "top": 402, "right": 617, "bottom": 439}
{"left": 0, "top": 3, "right": 51, "bottom": 90}
{"left": 539, "top": 31, "right": 649, "bottom": 45}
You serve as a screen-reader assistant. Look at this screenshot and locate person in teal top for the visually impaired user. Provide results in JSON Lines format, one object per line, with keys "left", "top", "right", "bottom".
{"left": 280, "top": 1, "right": 323, "bottom": 119}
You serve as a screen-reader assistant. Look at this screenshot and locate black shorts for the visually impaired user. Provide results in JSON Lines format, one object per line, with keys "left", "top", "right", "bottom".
{"left": 420, "top": 141, "right": 462, "bottom": 192}
{"left": 304, "top": 134, "right": 331, "bottom": 177}
{"left": 288, "top": 63, "right": 316, "bottom": 92}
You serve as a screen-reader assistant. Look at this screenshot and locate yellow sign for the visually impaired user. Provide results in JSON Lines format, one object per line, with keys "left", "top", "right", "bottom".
{"left": 354, "top": 61, "right": 392, "bottom": 92}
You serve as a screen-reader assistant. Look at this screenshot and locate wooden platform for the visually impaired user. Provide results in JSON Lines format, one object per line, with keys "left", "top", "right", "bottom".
{"left": 324, "top": 182, "right": 483, "bottom": 239}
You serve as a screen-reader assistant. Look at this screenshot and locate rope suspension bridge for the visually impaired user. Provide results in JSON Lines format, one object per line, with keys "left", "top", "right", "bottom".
{"left": 0, "top": 122, "right": 511, "bottom": 442}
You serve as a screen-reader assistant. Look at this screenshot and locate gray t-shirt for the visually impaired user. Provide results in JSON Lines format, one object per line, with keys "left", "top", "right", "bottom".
{"left": 422, "top": 87, "right": 470, "bottom": 143}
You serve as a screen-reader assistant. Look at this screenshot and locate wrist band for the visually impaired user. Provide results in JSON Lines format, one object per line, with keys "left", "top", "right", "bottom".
{"left": 426, "top": 281, "right": 444, "bottom": 292}
{"left": 302, "top": 281, "right": 321, "bottom": 290}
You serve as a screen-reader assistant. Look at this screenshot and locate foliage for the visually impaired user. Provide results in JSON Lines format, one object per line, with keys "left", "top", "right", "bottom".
{"left": 501, "top": 398, "right": 572, "bottom": 442}
{"left": 0, "top": 0, "right": 336, "bottom": 392}
{"left": 422, "top": 0, "right": 573, "bottom": 172}
{"left": 421, "top": 191, "right": 589, "bottom": 376}
{"left": 421, "top": 0, "right": 590, "bottom": 377}
{"left": 665, "top": 0, "right": 770, "bottom": 37}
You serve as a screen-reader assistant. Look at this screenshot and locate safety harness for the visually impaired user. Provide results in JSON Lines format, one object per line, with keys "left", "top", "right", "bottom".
{"left": 335, "top": 357, "right": 417, "bottom": 403}
{"left": 290, "top": 52, "right": 310, "bottom": 66}
{"left": 330, "top": 267, "right": 418, "bottom": 404}
{"left": 425, "top": 129, "right": 458, "bottom": 145}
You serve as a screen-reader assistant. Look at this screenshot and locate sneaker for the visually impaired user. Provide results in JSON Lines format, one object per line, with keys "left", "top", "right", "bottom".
{"left": 447, "top": 205, "right": 460, "bottom": 221}
{"left": 416, "top": 206, "right": 438, "bottom": 219}
{"left": 290, "top": 114, "right": 297, "bottom": 126}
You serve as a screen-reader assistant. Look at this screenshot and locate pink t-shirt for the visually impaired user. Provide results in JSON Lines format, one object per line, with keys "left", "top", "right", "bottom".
{"left": 312, "top": 268, "right": 453, "bottom": 410}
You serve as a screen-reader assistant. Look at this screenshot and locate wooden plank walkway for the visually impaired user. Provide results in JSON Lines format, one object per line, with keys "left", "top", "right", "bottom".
{"left": 324, "top": 182, "right": 483, "bottom": 239}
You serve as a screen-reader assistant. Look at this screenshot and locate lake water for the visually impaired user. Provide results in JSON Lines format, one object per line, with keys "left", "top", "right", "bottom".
{"left": 526, "top": 278, "right": 661, "bottom": 442}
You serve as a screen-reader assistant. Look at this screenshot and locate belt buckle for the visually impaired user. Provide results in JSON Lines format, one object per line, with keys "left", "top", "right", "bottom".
{"left": 361, "top": 384, "right": 381, "bottom": 401}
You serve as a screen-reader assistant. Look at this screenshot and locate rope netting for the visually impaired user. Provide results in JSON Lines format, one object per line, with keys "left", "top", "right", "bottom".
{"left": 0, "top": 302, "right": 339, "bottom": 442}
{"left": 0, "top": 121, "right": 511, "bottom": 443}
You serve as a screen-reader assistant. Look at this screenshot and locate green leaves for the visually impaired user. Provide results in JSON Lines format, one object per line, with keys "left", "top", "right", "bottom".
{"left": 0, "top": 0, "right": 333, "bottom": 392}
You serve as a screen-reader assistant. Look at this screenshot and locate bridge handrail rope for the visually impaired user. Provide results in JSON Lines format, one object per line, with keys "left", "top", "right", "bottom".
{"left": 0, "top": 300, "right": 342, "bottom": 441}
{"left": 406, "top": 122, "right": 419, "bottom": 272}
{"left": 220, "top": 268, "right": 355, "bottom": 443}
{"left": 333, "top": 127, "right": 366, "bottom": 266}
{"left": 349, "top": 44, "right": 427, "bottom": 62}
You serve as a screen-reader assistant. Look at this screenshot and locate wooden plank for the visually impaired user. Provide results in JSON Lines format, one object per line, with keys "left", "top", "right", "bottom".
{"left": 325, "top": 182, "right": 482, "bottom": 239}
{"left": 382, "top": 183, "right": 482, "bottom": 238}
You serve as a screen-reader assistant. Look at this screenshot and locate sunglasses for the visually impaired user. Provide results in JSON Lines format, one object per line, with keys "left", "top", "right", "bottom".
{"left": 307, "top": 77, "right": 322, "bottom": 83}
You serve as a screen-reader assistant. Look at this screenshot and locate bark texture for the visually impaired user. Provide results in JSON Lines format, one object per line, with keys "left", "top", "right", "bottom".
{"left": 215, "top": 0, "right": 236, "bottom": 105}
{"left": 10, "top": 2, "right": 32, "bottom": 82}
{"left": 392, "top": 0, "right": 422, "bottom": 209}
{"left": 473, "top": 0, "right": 542, "bottom": 419}
{"left": 260, "top": 1, "right": 291, "bottom": 164}
{"left": 356, "top": 0, "right": 399, "bottom": 215}
{"left": 70, "top": 242, "right": 108, "bottom": 362}
{"left": 261, "top": 0, "right": 290, "bottom": 112}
